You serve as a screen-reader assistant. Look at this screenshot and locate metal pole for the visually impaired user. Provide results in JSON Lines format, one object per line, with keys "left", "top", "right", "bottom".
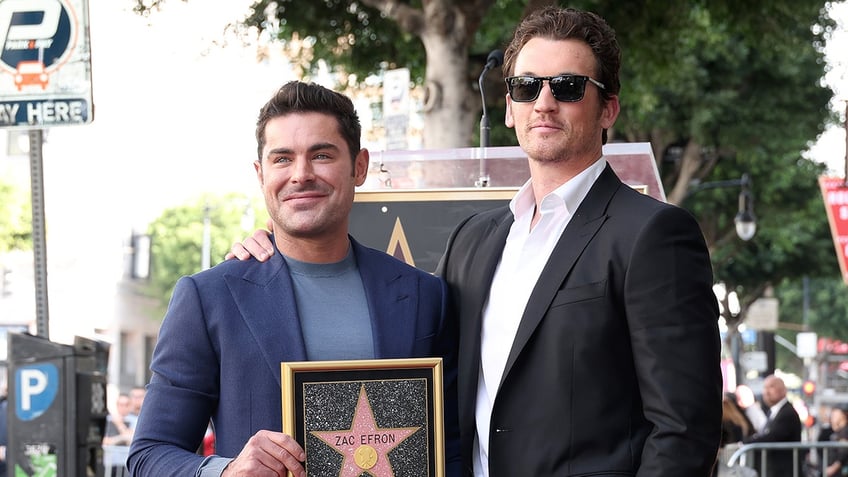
{"left": 802, "top": 276, "right": 809, "bottom": 330}
{"left": 29, "top": 129, "right": 50, "bottom": 338}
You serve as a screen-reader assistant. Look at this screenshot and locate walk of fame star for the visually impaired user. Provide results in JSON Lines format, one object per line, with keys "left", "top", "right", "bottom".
{"left": 311, "top": 385, "right": 421, "bottom": 476}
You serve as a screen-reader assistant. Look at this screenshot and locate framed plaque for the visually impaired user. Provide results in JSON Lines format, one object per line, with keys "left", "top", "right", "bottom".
{"left": 281, "top": 357, "right": 445, "bottom": 477}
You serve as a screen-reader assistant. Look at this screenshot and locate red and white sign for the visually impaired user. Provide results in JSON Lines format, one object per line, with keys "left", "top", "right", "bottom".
{"left": 819, "top": 176, "right": 848, "bottom": 284}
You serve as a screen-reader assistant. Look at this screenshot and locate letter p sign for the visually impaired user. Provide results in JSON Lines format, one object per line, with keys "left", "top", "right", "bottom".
{"left": 15, "top": 363, "right": 59, "bottom": 421}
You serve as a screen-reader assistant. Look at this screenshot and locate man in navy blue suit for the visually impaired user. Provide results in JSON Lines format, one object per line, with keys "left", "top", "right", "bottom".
{"left": 128, "top": 81, "right": 459, "bottom": 477}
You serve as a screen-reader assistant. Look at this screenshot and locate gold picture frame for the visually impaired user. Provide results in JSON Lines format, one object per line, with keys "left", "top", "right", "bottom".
{"left": 281, "top": 357, "right": 445, "bottom": 477}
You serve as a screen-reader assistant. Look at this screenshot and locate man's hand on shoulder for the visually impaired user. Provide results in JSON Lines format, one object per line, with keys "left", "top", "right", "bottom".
{"left": 226, "top": 220, "right": 275, "bottom": 262}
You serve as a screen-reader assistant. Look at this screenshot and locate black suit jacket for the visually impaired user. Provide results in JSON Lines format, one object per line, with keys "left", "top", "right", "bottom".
{"left": 437, "top": 165, "right": 723, "bottom": 476}
{"left": 744, "top": 401, "right": 802, "bottom": 477}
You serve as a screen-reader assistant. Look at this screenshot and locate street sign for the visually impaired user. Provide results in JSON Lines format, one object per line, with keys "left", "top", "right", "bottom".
{"left": 797, "top": 332, "right": 818, "bottom": 359}
{"left": 746, "top": 297, "right": 779, "bottom": 330}
{"left": 741, "top": 351, "right": 768, "bottom": 372}
{"left": 383, "top": 68, "right": 409, "bottom": 150}
{"left": 0, "top": 0, "right": 93, "bottom": 128}
{"left": 819, "top": 176, "right": 848, "bottom": 285}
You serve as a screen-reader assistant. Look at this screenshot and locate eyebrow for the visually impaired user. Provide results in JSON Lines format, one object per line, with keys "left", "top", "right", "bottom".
{"left": 267, "top": 142, "right": 341, "bottom": 157}
{"left": 513, "top": 71, "right": 582, "bottom": 77}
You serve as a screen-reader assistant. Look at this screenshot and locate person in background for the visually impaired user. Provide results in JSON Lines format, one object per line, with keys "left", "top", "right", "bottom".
{"left": 736, "top": 384, "right": 768, "bottom": 434}
{"left": 102, "top": 392, "right": 133, "bottom": 446}
{"left": 824, "top": 406, "right": 848, "bottom": 477}
{"left": 722, "top": 392, "right": 754, "bottom": 444}
{"left": 128, "top": 81, "right": 459, "bottom": 477}
{"left": 231, "top": 7, "right": 722, "bottom": 476}
{"left": 740, "top": 375, "right": 802, "bottom": 477}
{"left": 125, "top": 386, "right": 146, "bottom": 430}
{"left": 809, "top": 405, "right": 836, "bottom": 475}
{"left": 714, "top": 392, "right": 755, "bottom": 476}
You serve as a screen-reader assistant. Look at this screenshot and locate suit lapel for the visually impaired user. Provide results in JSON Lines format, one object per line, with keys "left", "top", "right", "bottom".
{"left": 467, "top": 211, "right": 515, "bottom": 330}
{"left": 225, "top": 251, "right": 308, "bottom": 388}
{"left": 354, "top": 241, "right": 416, "bottom": 358}
{"left": 459, "top": 210, "right": 514, "bottom": 403}
{"left": 500, "top": 166, "right": 621, "bottom": 387}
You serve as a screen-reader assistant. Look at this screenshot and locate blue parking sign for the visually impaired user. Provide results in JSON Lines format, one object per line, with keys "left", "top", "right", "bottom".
{"left": 15, "top": 363, "right": 59, "bottom": 421}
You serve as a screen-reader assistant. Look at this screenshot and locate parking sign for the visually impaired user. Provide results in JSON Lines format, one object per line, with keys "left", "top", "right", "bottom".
{"left": 0, "top": 0, "right": 93, "bottom": 128}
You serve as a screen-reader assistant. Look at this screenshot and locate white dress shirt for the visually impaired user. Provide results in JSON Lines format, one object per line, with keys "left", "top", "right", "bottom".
{"left": 473, "top": 159, "right": 607, "bottom": 477}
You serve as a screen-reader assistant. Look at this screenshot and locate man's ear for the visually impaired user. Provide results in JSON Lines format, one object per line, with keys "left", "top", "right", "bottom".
{"left": 504, "top": 93, "right": 515, "bottom": 129}
{"left": 354, "top": 149, "right": 369, "bottom": 186}
{"left": 254, "top": 160, "right": 264, "bottom": 185}
{"left": 600, "top": 95, "right": 620, "bottom": 130}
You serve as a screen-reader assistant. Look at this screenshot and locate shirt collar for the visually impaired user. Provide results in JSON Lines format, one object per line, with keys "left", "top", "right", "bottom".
{"left": 510, "top": 157, "right": 608, "bottom": 220}
{"left": 769, "top": 398, "right": 788, "bottom": 417}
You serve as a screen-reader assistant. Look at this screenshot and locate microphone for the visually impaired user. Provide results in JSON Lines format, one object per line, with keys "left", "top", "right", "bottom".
{"left": 477, "top": 49, "right": 503, "bottom": 187}
{"left": 484, "top": 49, "right": 504, "bottom": 71}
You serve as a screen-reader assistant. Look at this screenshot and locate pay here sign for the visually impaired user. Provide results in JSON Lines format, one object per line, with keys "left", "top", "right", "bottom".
{"left": 0, "top": 0, "right": 93, "bottom": 128}
{"left": 820, "top": 176, "right": 848, "bottom": 285}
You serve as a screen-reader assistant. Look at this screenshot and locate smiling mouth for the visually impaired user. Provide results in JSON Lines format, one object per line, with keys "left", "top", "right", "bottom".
{"left": 285, "top": 193, "right": 323, "bottom": 201}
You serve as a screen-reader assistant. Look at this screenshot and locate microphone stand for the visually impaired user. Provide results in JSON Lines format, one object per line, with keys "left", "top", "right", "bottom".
{"left": 477, "top": 49, "right": 503, "bottom": 188}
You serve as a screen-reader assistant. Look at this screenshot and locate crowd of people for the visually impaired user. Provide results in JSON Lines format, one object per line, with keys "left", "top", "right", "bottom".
{"left": 709, "top": 374, "right": 848, "bottom": 477}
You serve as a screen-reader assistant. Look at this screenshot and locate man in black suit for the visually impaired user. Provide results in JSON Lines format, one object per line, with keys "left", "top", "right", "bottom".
{"left": 742, "top": 375, "right": 803, "bottom": 477}
{"left": 435, "top": 7, "right": 722, "bottom": 476}
{"left": 232, "top": 7, "right": 723, "bottom": 476}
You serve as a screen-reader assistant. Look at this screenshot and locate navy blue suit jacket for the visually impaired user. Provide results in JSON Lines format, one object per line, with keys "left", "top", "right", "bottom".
{"left": 128, "top": 238, "right": 459, "bottom": 476}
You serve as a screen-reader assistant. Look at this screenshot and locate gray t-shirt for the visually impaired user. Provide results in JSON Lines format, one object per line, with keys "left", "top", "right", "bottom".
{"left": 284, "top": 249, "right": 375, "bottom": 360}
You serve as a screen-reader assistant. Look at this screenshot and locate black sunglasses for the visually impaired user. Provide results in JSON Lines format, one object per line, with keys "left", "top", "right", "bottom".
{"left": 505, "top": 74, "right": 606, "bottom": 103}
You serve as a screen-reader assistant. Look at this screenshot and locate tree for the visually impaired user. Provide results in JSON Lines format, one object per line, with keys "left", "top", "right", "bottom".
{"left": 0, "top": 178, "right": 32, "bottom": 254}
{"left": 136, "top": 0, "right": 509, "bottom": 148}
{"left": 777, "top": 275, "right": 848, "bottom": 345}
{"left": 131, "top": 1, "right": 839, "bottom": 148}
{"left": 133, "top": 0, "right": 842, "bottom": 335}
{"left": 145, "top": 194, "right": 261, "bottom": 309}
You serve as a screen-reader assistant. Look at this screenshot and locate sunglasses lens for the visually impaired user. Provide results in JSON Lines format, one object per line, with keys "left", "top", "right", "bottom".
{"left": 507, "top": 75, "right": 591, "bottom": 102}
{"left": 550, "top": 76, "right": 586, "bottom": 102}
{"left": 508, "top": 77, "right": 543, "bottom": 102}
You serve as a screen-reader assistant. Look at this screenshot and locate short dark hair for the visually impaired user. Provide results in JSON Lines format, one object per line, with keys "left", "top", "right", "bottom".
{"left": 255, "top": 81, "right": 362, "bottom": 162}
{"left": 503, "top": 7, "right": 621, "bottom": 101}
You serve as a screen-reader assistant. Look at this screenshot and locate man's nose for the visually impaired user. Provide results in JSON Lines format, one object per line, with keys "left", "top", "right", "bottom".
{"left": 291, "top": 158, "right": 316, "bottom": 182}
{"left": 534, "top": 81, "right": 558, "bottom": 111}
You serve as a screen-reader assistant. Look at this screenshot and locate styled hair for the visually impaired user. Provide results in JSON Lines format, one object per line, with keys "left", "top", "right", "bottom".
{"left": 503, "top": 7, "right": 621, "bottom": 100}
{"left": 255, "top": 81, "right": 362, "bottom": 162}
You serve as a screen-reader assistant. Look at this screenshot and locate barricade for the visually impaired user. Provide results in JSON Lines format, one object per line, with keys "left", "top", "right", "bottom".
{"left": 724, "top": 441, "right": 848, "bottom": 477}
{"left": 102, "top": 445, "right": 130, "bottom": 477}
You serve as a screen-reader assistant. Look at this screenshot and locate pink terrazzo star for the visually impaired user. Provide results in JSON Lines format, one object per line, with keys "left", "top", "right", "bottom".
{"left": 311, "top": 385, "right": 421, "bottom": 477}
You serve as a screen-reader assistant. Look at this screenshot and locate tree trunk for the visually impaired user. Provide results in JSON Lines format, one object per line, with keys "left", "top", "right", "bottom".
{"left": 420, "top": 33, "right": 475, "bottom": 148}
{"left": 666, "top": 139, "right": 703, "bottom": 206}
{"left": 367, "top": 0, "right": 493, "bottom": 149}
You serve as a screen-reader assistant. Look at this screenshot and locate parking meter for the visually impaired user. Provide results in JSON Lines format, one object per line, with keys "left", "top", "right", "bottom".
{"left": 6, "top": 333, "right": 110, "bottom": 476}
